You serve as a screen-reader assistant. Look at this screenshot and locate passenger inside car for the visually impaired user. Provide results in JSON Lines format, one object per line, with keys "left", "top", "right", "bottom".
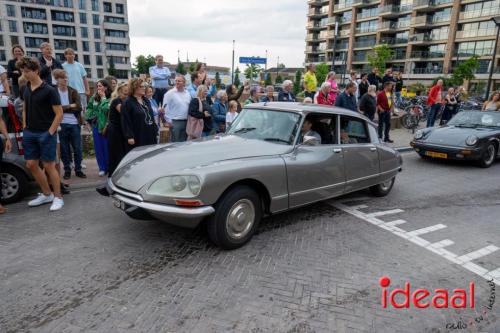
{"left": 301, "top": 119, "right": 321, "bottom": 145}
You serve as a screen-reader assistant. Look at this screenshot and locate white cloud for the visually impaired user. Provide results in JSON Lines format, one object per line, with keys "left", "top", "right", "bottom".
{"left": 128, "top": 0, "right": 308, "bottom": 68}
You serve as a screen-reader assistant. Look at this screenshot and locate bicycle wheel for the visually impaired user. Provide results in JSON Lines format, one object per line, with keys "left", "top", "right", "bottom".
{"left": 401, "top": 113, "right": 412, "bottom": 129}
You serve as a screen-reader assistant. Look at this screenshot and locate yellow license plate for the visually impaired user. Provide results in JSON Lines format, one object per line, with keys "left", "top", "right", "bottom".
{"left": 425, "top": 151, "right": 448, "bottom": 159}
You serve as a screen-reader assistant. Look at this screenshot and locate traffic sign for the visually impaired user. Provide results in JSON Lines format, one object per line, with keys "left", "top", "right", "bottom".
{"left": 239, "top": 57, "right": 267, "bottom": 65}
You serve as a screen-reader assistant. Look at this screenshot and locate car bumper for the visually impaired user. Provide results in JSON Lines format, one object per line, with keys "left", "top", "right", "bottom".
{"left": 106, "top": 179, "right": 215, "bottom": 228}
{"left": 410, "top": 141, "right": 482, "bottom": 160}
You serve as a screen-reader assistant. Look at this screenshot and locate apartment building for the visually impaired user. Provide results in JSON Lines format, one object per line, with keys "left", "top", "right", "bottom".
{"left": 305, "top": 0, "right": 500, "bottom": 88}
{"left": 0, "top": 0, "right": 131, "bottom": 80}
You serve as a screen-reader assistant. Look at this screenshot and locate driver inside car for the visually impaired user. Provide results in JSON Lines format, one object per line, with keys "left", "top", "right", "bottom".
{"left": 301, "top": 119, "right": 321, "bottom": 145}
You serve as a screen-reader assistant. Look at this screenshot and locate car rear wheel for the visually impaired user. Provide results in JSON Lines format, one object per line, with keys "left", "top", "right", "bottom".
{"left": 1, "top": 165, "right": 28, "bottom": 204}
{"left": 207, "top": 185, "right": 262, "bottom": 250}
{"left": 478, "top": 143, "right": 497, "bottom": 168}
{"left": 370, "top": 177, "right": 395, "bottom": 197}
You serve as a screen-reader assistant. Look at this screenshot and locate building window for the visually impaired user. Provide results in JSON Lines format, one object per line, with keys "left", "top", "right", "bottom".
{"left": 106, "top": 43, "right": 127, "bottom": 51}
{"left": 25, "top": 37, "right": 49, "bottom": 48}
{"left": 79, "top": 12, "right": 87, "bottom": 24}
{"left": 91, "top": 0, "right": 99, "bottom": 11}
{"left": 79, "top": 0, "right": 86, "bottom": 10}
{"left": 83, "top": 54, "right": 91, "bottom": 65}
{"left": 55, "top": 53, "right": 65, "bottom": 62}
{"left": 53, "top": 25, "right": 76, "bottom": 37}
{"left": 23, "top": 22, "right": 49, "bottom": 34}
{"left": 52, "top": 10, "right": 74, "bottom": 22}
{"left": 96, "top": 55, "right": 102, "bottom": 65}
{"left": 94, "top": 28, "right": 100, "bottom": 39}
{"left": 95, "top": 42, "right": 101, "bottom": 52}
{"left": 0, "top": 36, "right": 4, "bottom": 47}
{"left": 85, "top": 67, "right": 91, "bottom": 75}
{"left": 6, "top": 4, "right": 16, "bottom": 17}
{"left": 116, "top": 3, "right": 124, "bottom": 14}
{"left": 460, "top": 21, "right": 496, "bottom": 38}
{"left": 11, "top": 36, "right": 19, "bottom": 45}
{"left": 81, "top": 27, "right": 88, "bottom": 38}
{"left": 104, "top": 16, "right": 125, "bottom": 24}
{"left": 103, "top": 2, "right": 112, "bottom": 13}
{"left": 82, "top": 41, "right": 89, "bottom": 51}
{"left": 54, "top": 39, "right": 78, "bottom": 50}
{"left": 21, "top": 7, "right": 47, "bottom": 19}
{"left": 107, "top": 56, "right": 129, "bottom": 64}
{"left": 97, "top": 68, "right": 104, "bottom": 78}
{"left": 457, "top": 40, "right": 495, "bottom": 57}
{"left": 93, "top": 14, "right": 100, "bottom": 25}
{"left": 114, "top": 70, "right": 128, "bottom": 79}
{"left": 0, "top": 50, "right": 6, "bottom": 62}
{"left": 9, "top": 21, "right": 17, "bottom": 33}
{"left": 105, "top": 29, "right": 127, "bottom": 38}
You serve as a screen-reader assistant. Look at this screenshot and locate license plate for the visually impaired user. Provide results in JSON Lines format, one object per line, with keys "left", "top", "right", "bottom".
{"left": 425, "top": 151, "right": 447, "bottom": 159}
{"left": 113, "top": 199, "right": 126, "bottom": 211}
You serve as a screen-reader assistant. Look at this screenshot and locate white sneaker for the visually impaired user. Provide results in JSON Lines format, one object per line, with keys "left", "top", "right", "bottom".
{"left": 81, "top": 164, "right": 87, "bottom": 169}
{"left": 28, "top": 193, "right": 54, "bottom": 207}
{"left": 50, "top": 197, "right": 64, "bottom": 211}
{"left": 98, "top": 171, "right": 105, "bottom": 177}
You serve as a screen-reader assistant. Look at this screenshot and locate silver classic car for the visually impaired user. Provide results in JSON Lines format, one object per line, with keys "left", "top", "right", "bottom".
{"left": 103, "top": 103, "right": 402, "bottom": 249}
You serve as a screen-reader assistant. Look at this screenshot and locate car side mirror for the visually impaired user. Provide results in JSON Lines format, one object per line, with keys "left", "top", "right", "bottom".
{"left": 303, "top": 136, "right": 319, "bottom": 146}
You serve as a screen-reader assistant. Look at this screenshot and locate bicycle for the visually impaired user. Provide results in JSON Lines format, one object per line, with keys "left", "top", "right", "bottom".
{"left": 400, "top": 105, "right": 424, "bottom": 133}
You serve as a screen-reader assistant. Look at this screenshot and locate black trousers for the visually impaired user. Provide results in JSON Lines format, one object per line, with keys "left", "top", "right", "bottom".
{"left": 107, "top": 124, "right": 127, "bottom": 176}
{"left": 378, "top": 111, "right": 391, "bottom": 141}
{"left": 153, "top": 88, "right": 168, "bottom": 106}
{"left": 0, "top": 138, "right": 3, "bottom": 201}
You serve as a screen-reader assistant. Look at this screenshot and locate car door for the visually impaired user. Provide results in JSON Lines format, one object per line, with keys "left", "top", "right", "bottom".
{"left": 283, "top": 114, "right": 345, "bottom": 208}
{"left": 339, "top": 115, "right": 380, "bottom": 193}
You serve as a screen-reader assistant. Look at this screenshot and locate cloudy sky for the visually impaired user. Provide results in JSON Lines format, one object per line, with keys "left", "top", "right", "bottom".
{"left": 128, "top": 0, "right": 308, "bottom": 69}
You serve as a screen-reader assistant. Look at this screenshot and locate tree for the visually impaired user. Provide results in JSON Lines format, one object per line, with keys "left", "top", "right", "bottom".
{"left": 450, "top": 55, "right": 479, "bottom": 86}
{"left": 215, "top": 72, "right": 221, "bottom": 89}
{"left": 189, "top": 59, "right": 200, "bottom": 74}
{"left": 367, "top": 44, "right": 394, "bottom": 73}
{"left": 278, "top": 63, "right": 286, "bottom": 69}
{"left": 133, "top": 55, "right": 155, "bottom": 74}
{"left": 293, "top": 70, "right": 302, "bottom": 95}
{"left": 275, "top": 74, "right": 283, "bottom": 84}
{"left": 107, "top": 56, "right": 116, "bottom": 76}
{"left": 244, "top": 64, "right": 262, "bottom": 82}
{"left": 264, "top": 73, "right": 273, "bottom": 86}
{"left": 315, "top": 63, "right": 330, "bottom": 86}
{"left": 234, "top": 67, "right": 241, "bottom": 87}
{"left": 176, "top": 62, "right": 187, "bottom": 75}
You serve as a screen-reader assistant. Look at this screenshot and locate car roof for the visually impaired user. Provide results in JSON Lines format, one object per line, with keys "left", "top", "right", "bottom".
{"left": 244, "top": 102, "right": 373, "bottom": 123}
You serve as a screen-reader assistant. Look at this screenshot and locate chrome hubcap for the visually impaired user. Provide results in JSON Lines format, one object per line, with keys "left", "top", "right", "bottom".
{"left": 226, "top": 199, "right": 255, "bottom": 240}
{"left": 485, "top": 146, "right": 495, "bottom": 165}
{"left": 380, "top": 179, "right": 393, "bottom": 191}
{"left": 1, "top": 173, "right": 19, "bottom": 200}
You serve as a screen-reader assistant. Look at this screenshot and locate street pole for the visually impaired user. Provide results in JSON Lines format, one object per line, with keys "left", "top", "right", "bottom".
{"left": 331, "top": 21, "right": 338, "bottom": 72}
{"left": 485, "top": 17, "right": 500, "bottom": 100}
{"left": 265, "top": 50, "right": 268, "bottom": 71}
{"left": 231, "top": 40, "right": 235, "bottom": 85}
{"left": 276, "top": 56, "right": 279, "bottom": 81}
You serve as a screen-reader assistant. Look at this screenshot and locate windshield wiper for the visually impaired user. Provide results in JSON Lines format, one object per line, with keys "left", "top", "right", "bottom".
{"left": 453, "top": 124, "right": 477, "bottom": 128}
{"left": 263, "top": 138, "right": 290, "bottom": 144}
{"left": 233, "top": 127, "right": 256, "bottom": 134}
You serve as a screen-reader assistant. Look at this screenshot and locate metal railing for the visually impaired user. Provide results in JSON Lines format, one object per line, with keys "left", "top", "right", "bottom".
{"left": 456, "top": 29, "right": 496, "bottom": 38}
{"left": 380, "top": 20, "right": 411, "bottom": 29}
{"left": 410, "top": 50, "right": 445, "bottom": 58}
{"left": 355, "top": 27, "right": 378, "bottom": 34}
{"left": 412, "top": 67, "right": 443, "bottom": 74}
{"left": 380, "top": 4, "right": 413, "bottom": 14}
{"left": 353, "top": 40, "right": 376, "bottom": 48}
{"left": 380, "top": 37, "right": 408, "bottom": 45}
{"left": 459, "top": 8, "right": 500, "bottom": 20}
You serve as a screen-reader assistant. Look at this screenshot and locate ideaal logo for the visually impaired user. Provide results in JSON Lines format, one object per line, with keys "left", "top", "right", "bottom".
{"left": 379, "top": 276, "right": 475, "bottom": 309}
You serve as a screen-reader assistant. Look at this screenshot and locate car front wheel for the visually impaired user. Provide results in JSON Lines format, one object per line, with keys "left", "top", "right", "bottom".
{"left": 1, "top": 165, "right": 28, "bottom": 204}
{"left": 478, "top": 143, "right": 497, "bottom": 168}
{"left": 370, "top": 177, "right": 395, "bottom": 197}
{"left": 207, "top": 185, "right": 262, "bottom": 250}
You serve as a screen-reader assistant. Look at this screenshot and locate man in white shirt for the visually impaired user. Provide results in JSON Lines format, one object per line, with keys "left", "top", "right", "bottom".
{"left": 149, "top": 55, "right": 171, "bottom": 106}
{"left": 163, "top": 75, "right": 191, "bottom": 142}
{"left": 0, "top": 65, "right": 11, "bottom": 96}
{"left": 62, "top": 48, "right": 89, "bottom": 110}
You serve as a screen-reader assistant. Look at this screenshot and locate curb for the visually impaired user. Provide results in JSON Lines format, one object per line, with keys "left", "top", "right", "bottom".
{"left": 69, "top": 180, "right": 106, "bottom": 191}
{"left": 395, "top": 146, "right": 414, "bottom": 153}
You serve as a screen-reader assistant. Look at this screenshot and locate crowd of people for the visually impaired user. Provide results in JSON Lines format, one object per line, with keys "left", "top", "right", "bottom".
{"left": 1, "top": 43, "right": 500, "bottom": 215}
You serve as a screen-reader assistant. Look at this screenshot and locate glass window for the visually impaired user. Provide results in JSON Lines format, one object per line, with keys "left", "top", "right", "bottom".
{"left": 340, "top": 116, "right": 370, "bottom": 144}
{"left": 51, "top": 10, "right": 74, "bottom": 22}
{"left": 11, "top": 36, "right": 19, "bottom": 45}
{"left": 81, "top": 27, "right": 88, "bottom": 38}
{"left": 23, "top": 22, "right": 49, "bottom": 34}
{"left": 83, "top": 54, "right": 91, "bottom": 65}
{"left": 91, "top": 0, "right": 99, "bottom": 11}
{"left": 115, "top": 70, "right": 128, "bottom": 79}
{"left": 95, "top": 42, "right": 101, "bottom": 52}
{"left": 93, "top": 14, "right": 99, "bottom": 25}
{"left": 0, "top": 36, "right": 4, "bottom": 47}
{"left": 104, "top": 16, "right": 125, "bottom": 24}
{"left": 82, "top": 41, "right": 89, "bottom": 52}
{"left": 79, "top": 12, "right": 87, "bottom": 24}
{"left": 54, "top": 39, "right": 77, "bottom": 50}
{"left": 116, "top": 4, "right": 124, "bottom": 14}
{"left": 94, "top": 28, "right": 100, "bottom": 39}
{"left": 96, "top": 55, "right": 102, "bottom": 65}
{"left": 79, "top": 0, "right": 86, "bottom": 10}
{"left": 106, "top": 43, "right": 127, "bottom": 51}
{"left": 103, "top": 2, "right": 112, "bottom": 12}
{"left": 0, "top": 50, "right": 6, "bottom": 62}
{"left": 6, "top": 4, "right": 16, "bottom": 17}
{"left": 53, "top": 25, "right": 76, "bottom": 36}
{"left": 97, "top": 68, "right": 104, "bottom": 78}
{"left": 25, "top": 37, "right": 48, "bottom": 48}
{"left": 9, "top": 21, "right": 17, "bottom": 33}
{"left": 21, "top": 7, "right": 47, "bottom": 19}
{"left": 105, "top": 29, "right": 126, "bottom": 38}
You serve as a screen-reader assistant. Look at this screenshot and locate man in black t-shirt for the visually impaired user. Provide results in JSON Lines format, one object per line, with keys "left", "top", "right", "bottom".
{"left": 17, "top": 57, "right": 64, "bottom": 211}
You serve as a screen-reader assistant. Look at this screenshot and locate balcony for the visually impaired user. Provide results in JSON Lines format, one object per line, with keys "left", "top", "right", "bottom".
{"left": 380, "top": 37, "right": 408, "bottom": 45}
{"left": 305, "top": 34, "right": 318, "bottom": 41}
{"left": 306, "top": 22, "right": 325, "bottom": 30}
{"left": 336, "top": 42, "right": 349, "bottom": 50}
{"left": 379, "top": 4, "right": 413, "bottom": 18}
{"left": 352, "top": 54, "right": 368, "bottom": 62}
{"left": 308, "top": 0, "right": 329, "bottom": 6}
{"left": 352, "top": 0, "right": 380, "bottom": 7}
{"left": 411, "top": 15, "right": 450, "bottom": 27}
{"left": 355, "top": 27, "right": 378, "bottom": 35}
{"left": 103, "top": 21, "right": 129, "bottom": 31}
{"left": 358, "top": 11, "right": 378, "bottom": 20}
{"left": 413, "top": 0, "right": 453, "bottom": 12}
{"left": 456, "top": 29, "right": 497, "bottom": 39}
{"left": 409, "top": 50, "right": 445, "bottom": 59}
{"left": 459, "top": 8, "right": 500, "bottom": 21}
{"left": 412, "top": 67, "right": 443, "bottom": 74}
{"left": 409, "top": 32, "right": 448, "bottom": 44}
{"left": 308, "top": 8, "right": 329, "bottom": 17}
{"left": 379, "top": 20, "right": 411, "bottom": 31}
{"left": 333, "top": 2, "right": 353, "bottom": 13}
{"left": 353, "top": 40, "right": 376, "bottom": 48}
{"left": 389, "top": 52, "right": 407, "bottom": 61}
{"left": 455, "top": 49, "right": 495, "bottom": 58}
{"left": 339, "top": 29, "right": 351, "bottom": 37}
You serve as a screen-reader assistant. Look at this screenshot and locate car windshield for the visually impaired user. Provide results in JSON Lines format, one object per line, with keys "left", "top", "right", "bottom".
{"left": 227, "top": 108, "right": 301, "bottom": 145}
{"left": 447, "top": 112, "right": 500, "bottom": 128}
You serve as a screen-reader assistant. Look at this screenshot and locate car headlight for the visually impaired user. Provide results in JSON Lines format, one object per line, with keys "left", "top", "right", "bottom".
{"left": 465, "top": 135, "right": 478, "bottom": 146}
{"left": 147, "top": 175, "right": 202, "bottom": 197}
{"left": 414, "top": 130, "right": 424, "bottom": 140}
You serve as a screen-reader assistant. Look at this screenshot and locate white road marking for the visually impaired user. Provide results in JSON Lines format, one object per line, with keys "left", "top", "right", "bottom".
{"left": 331, "top": 201, "right": 500, "bottom": 286}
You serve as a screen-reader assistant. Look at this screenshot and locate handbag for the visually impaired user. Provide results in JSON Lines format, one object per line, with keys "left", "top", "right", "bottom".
{"left": 186, "top": 98, "right": 204, "bottom": 139}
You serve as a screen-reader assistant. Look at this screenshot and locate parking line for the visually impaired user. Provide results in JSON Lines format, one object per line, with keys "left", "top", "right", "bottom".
{"left": 331, "top": 201, "right": 500, "bottom": 286}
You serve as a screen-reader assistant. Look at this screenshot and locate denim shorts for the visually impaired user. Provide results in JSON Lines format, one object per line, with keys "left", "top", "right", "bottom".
{"left": 23, "top": 129, "right": 57, "bottom": 162}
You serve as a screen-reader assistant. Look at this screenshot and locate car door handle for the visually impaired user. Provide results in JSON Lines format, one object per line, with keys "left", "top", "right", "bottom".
{"left": 370, "top": 147, "right": 377, "bottom": 152}
{"left": 333, "top": 148, "right": 342, "bottom": 153}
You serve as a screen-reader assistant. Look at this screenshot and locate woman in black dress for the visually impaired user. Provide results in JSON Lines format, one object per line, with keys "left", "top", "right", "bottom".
{"left": 7, "top": 45, "right": 25, "bottom": 98}
{"left": 121, "top": 78, "right": 158, "bottom": 151}
{"left": 107, "top": 82, "right": 128, "bottom": 175}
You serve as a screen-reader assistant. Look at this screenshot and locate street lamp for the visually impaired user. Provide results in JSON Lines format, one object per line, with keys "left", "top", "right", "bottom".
{"left": 485, "top": 16, "right": 500, "bottom": 100}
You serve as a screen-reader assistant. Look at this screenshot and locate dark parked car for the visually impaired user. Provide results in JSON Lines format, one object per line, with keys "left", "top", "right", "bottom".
{"left": 411, "top": 111, "right": 500, "bottom": 168}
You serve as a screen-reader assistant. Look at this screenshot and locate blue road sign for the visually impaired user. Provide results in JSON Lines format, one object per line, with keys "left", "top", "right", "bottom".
{"left": 239, "top": 57, "right": 267, "bottom": 65}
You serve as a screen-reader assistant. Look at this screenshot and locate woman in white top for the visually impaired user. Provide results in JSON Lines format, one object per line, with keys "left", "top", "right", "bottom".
{"left": 482, "top": 92, "right": 500, "bottom": 111}
{"left": 225, "top": 100, "right": 238, "bottom": 130}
